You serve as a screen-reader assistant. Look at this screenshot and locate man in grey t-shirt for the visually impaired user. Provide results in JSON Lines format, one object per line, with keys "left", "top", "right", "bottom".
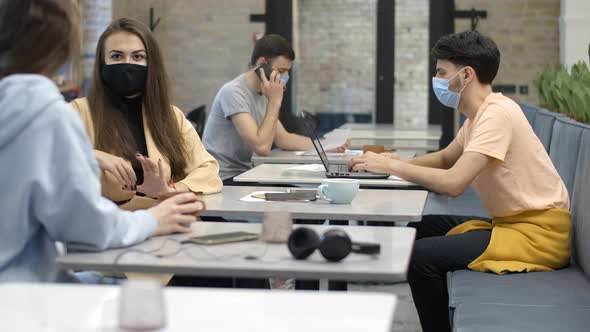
{"left": 203, "top": 34, "right": 345, "bottom": 183}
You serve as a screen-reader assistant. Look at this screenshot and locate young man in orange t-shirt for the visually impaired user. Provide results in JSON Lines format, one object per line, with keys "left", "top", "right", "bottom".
{"left": 350, "top": 31, "right": 569, "bottom": 332}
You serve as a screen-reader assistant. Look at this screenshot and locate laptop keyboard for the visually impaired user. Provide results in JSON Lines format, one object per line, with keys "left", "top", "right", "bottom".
{"left": 326, "top": 163, "right": 389, "bottom": 178}
{"left": 331, "top": 164, "right": 367, "bottom": 173}
{"left": 334, "top": 164, "right": 349, "bottom": 172}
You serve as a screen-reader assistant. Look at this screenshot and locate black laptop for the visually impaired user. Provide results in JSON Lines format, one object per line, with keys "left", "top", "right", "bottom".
{"left": 301, "top": 114, "right": 390, "bottom": 179}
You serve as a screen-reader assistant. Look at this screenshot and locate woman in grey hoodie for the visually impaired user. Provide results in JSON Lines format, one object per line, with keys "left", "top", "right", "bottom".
{"left": 0, "top": 0, "right": 204, "bottom": 283}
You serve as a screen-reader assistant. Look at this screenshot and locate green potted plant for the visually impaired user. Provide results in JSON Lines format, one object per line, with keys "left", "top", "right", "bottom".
{"left": 537, "top": 61, "right": 590, "bottom": 124}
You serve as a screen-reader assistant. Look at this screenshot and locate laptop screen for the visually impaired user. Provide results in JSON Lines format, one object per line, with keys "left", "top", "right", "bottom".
{"left": 301, "top": 114, "right": 331, "bottom": 171}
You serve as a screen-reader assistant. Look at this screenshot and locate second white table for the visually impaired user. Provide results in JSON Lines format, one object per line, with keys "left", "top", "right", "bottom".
{"left": 57, "top": 222, "right": 417, "bottom": 283}
{"left": 199, "top": 185, "right": 427, "bottom": 222}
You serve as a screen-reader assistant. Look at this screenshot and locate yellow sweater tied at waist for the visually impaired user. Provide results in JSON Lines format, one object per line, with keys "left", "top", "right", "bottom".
{"left": 447, "top": 209, "right": 571, "bottom": 274}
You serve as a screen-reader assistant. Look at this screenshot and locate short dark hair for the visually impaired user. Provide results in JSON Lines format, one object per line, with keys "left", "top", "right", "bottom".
{"left": 250, "top": 34, "right": 295, "bottom": 66}
{"left": 0, "top": 0, "right": 80, "bottom": 78}
{"left": 431, "top": 31, "right": 500, "bottom": 84}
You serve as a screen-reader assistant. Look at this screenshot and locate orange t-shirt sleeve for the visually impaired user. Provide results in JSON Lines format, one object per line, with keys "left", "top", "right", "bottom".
{"left": 464, "top": 105, "right": 512, "bottom": 161}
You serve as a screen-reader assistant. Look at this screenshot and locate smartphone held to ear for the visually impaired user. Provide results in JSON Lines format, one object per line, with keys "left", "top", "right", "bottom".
{"left": 254, "top": 60, "right": 273, "bottom": 81}
{"left": 255, "top": 59, "right": 287, "bottom": 91}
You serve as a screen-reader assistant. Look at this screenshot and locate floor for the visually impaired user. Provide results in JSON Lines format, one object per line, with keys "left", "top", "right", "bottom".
{"left": 349, "top": 282, "right": 421, "bottom": 332}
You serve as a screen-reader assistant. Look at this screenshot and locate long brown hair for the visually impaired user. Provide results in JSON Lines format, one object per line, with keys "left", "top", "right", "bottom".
{"left": 0, "top": 0, "right": 80, "bottom": 78}
{"left": 87, "top": 18, "right": 188, "bottom": 178}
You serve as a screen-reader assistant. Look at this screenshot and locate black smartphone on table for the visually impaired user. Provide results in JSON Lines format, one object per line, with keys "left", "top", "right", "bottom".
{"left": 182, "top": 232, "right": 259, "bottom": 245}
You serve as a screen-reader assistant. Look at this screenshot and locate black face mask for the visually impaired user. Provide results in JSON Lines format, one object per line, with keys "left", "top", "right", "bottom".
{"left": 101, "top": 63, "right": 147, "bottom": 98}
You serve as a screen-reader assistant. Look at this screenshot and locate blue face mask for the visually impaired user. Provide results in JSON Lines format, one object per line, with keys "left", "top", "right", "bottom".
{"left": 432, "top": 68, "right": 467, "bottom": 109}
{"left": 280, "top": 75, "right": 290, "bottom": 85}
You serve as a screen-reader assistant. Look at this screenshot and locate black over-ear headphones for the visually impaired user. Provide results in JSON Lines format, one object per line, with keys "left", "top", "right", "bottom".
{"left": 287, "top": 227, "right": 381, "bottom": 262}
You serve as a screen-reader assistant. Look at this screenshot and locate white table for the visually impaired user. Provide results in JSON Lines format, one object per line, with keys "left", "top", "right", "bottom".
{"left": 252, "top": 149, "right": 417, "bottom": 166}
{"left": 337, "top": 123, "right": 442, "bottom": 151}
{"left": 234, "top": 163, "right": 415, "bottom": 187}
{"left": 199, "top": 186, "right": 427, "bottom": 222}
{"left": 0, "top": 283, "right": 397, "bottom": 332}
{"left": 58, "top": 222, "right": 416, "bottom": 282}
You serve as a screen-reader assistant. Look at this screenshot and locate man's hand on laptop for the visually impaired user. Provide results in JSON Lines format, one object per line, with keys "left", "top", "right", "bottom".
{"left": 349, "top": 151, "right": 395, "bottom": 174}
{"left": 380, "top": 152, "right": 400, "bottom": 160}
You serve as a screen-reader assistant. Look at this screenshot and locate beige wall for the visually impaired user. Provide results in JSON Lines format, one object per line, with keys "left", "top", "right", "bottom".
{"left": 295, "top": 0, "right": 377, "bottom": 117}
{"left": 113, "top": 0, "right": 265, "bottom": 113}
{"left": 296, "top": 0, "right": 429, "bottom": 129}
{"left": 112, "top": 0, "right": 430, "bottom": 130}
{"left": 110, "top": 0, "right": 561, "bottom": 121}
{"left": 560, "top": 0, "right": 590, "bottom": 67}
{"left": 455, "top": 0, "right": 561, "bottom": 104}
{"left": 394, "top": 0, "right": 429, "bottom": 129}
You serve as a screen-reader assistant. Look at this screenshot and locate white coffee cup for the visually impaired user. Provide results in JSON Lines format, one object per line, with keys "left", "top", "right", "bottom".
{"left": 317, "top": 179, "right": 360, "bottom": 204}
{"left": 118, "top": 279, "right": 167, "bottom": 330}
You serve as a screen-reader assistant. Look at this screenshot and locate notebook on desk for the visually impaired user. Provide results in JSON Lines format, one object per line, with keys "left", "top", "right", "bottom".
{"left": 300, "top": 113, "right": 390, "bottom": 179}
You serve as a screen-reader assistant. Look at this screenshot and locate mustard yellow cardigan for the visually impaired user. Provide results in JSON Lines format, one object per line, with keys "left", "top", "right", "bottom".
{"left": 448, "top": 209, "right": 571, "bottom": 274}
{"left": 70, "top": 97, "right": 222, "bottom": 210}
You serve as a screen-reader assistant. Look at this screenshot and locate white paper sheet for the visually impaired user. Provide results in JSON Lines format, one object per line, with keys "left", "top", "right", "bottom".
{"left": 388, "top": 175, "right": 403, "bottom": 181}
{"left": 319, "top": 128, "right": 350, "bottom": 151}
{"left": 285, "top": 164, "right": 326, "bottom": 172}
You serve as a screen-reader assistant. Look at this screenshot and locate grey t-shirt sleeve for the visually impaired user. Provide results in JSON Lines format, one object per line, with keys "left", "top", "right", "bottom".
{"left": 218, "top": 85, "right": 254, "bottom": 119}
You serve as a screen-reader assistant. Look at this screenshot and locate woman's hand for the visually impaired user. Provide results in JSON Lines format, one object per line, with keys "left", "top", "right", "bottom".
{"left": 94, "top": 150, "right": 136, "bottom": 190}
{"left": 349, "top": 151, "right": 396, "bottom": 174}
{"left": 136, "top": 154, "right": 175, "bottom": 199}
{"left": 148, "top": 193, "right": 207, "bottom": 235}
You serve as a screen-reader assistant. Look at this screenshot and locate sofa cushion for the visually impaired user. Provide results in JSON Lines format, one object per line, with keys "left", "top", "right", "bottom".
{"left": 548, "top": 117, "right": 586, "bottom": 197}
{"left": 532, "top": 109, "right": 560, "bottom": 152}
{"left": 519, "top": 103, "right": 539, "bottom": 126}
{"left": 447, "top": 267, "right": 590, "bottom": 309}
{"left": 452, "top": 302, "right": 590, "bottom": 332}
{"left": 572, "top": 128, "right": 590, "bottom": 275}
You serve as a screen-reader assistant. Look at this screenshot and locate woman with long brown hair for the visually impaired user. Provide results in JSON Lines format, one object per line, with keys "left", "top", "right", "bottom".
{"left": 71, "top": 18, "right": 221, "bottom": 209}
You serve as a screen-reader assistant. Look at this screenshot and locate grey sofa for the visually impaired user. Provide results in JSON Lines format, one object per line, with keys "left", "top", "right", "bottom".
{"left": 448, "top": 104, "right": 590, "bottom": 331}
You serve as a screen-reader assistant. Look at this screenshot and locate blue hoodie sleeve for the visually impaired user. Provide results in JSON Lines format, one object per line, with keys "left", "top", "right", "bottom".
{"left": 32, "top": 99, "right": 157, "bottom": 251}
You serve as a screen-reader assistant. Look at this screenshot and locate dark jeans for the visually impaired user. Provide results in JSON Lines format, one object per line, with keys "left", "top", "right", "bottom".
{"left": 168, "top": 276, "right": 269, "bottom": 289}
{"left": 407, "top": 215, "right": 491, "bottom": 332}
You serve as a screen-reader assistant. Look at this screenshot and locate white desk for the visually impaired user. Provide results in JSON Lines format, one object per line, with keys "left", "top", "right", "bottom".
{"left": 337, "top": 123, "right": 442, "bottom": 151}
{"left": 199, "top": 186, "right": 427, "bottom": 222}
{"left": 252, "top": 149, "right": 417, "bottom": 166}
{"left": 58, "top": 222, "right": 416, "bottom": 282}
{"left": 234, "top": 163, "right": 415, "bottom": 187}
{"left": 0, "top": 283, "right": 397, "bottom": 332}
